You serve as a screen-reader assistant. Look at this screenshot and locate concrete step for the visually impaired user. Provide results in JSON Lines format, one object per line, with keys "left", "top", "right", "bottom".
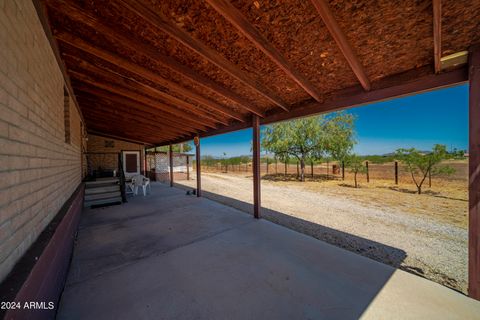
{"left": 84, "top": 191, "right": 121, "bottom": 201}
{"left": 84, "top": 196, "right": 123, "bottom": 208}
{"left": 85, "top": 185, "right": 119, "bottom": 195}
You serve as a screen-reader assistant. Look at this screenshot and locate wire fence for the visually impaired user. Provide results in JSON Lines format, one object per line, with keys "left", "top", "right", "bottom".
{"left": 194, "top": 160, "right": 467, "bottom": 184}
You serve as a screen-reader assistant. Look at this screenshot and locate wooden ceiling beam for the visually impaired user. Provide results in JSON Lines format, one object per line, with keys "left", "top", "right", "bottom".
{"left": 86, "top": 123, "right": 160, "bottom": 144}
{"left": 46, "top": 0, "right": 266, "bottom": 117}
{"left": 433, "top": 0, "right": 442, "bottom": 73}
{"left": 118, "top": 0, "right": 289, "bottom": 111}
{"left": 68, "top": 70, "right": 217, "bottom": 130}
{"left": 54, "top": 31, "right": 243, "bottom": 123}
{"left": 160, "top": 66, "right": 467, "bottom": 146}
{"left": 84, "top": 117, "right": 177, "bottom": 140}
{"left": 73, "top": 85, "right": 204, "bottom": 133}
{"left": 47, "top": 2, "right": 245, "bottom": 122}
{"left": 310, "top": 0, "right": 371, "bottom": 91}
{"left": 206, "top": 0, "right": 322, "bottom": 102}
{"left": 78, "top": 97, "right": 189, "bottom": 136}
{"left": 85, "top": 122, "right": 179, "bottom": 142}
{"left": 62, "top": 53, "right": 230, "bottom": 126}
{"left": 81, "top": 104, "right": 187, "bottom": 138}
{"left": 87, "top": 130, "right": 153, "bottom": 145}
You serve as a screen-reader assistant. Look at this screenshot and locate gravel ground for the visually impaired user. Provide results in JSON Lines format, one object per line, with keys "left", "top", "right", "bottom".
{"left": 177, "top": 172, "right": 467, "bottom": 294}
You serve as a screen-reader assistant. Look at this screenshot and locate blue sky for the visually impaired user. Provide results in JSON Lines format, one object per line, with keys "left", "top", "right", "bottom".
{"left": 187, "top": 84, "right": 468, "bottom": 157}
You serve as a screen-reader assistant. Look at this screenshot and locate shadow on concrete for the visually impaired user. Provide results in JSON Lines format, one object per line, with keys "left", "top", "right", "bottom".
{"left": 59, "top": 182, "right": 409, "bottom": 320}
{"left": 58, "top": 183, "right": 480, "bottom": 320}
{"left": 174, "top": 183, "right": 407, "bottom": 269}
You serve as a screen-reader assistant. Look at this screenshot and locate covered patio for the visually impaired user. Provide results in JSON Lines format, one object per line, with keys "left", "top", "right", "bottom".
{"left": 33, "top": 0, "right": 480, "bottom": 301}
{"left": 57, "top": 183, "right": 480, "bottom": 319}
{"left": 2, "top": 0, "right": 480, "bottom": 318}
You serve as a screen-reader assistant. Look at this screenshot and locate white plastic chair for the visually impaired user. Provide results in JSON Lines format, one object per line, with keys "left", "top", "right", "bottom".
{"left": 132, "top": 175, "right": 151, "bottom": 196}
{"left": 125, "top": 178, "right": 135, "bottom": 195}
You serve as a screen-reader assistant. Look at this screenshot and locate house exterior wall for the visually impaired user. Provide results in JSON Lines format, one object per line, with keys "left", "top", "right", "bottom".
{"left": 0, "top": 1, "right": 84, "bottom": 282}
{"left": 146, "top": 152, "right": 193, "bottom": 182}
{"left": 86, "top": 134, "right": 145, "bottom": 174}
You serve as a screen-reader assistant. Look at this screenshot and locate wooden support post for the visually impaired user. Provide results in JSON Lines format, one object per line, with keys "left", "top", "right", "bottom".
{"left": 266, "top": 158, "right": 269, "bottom": 174}
{"left": 366, "top": 161, "right": 369, "bottom": 183}
{"left": 311, "top": 161, "right": 314, "bottom": 178}
{"left": 186, "top": 155, "right": 190, "bottom": 180}
{"left": 395, "top": 161, "right": 399, "bottom": 185}
{"left": 144, "top": 148, "right": 148, "bottom": 176}
{"left": 468, "top": 44, "right": 480, "bottom": 300}
{"left": 252, "top": 115, "right": 261, "bottom": 219}
{"left": 154, "top": 149, "right": 158, "bottom": 182}
{"left": 169, "top": 144, "right": 173, "bottom": 187}
{"left": 342, "top": 161, "right": 345, "bottom": 180}
{"left": 284, "top": 161, "right": 287, "bottom": 176}
{"left": 296, "top": 161, "right": 299, "bottom": 179}
{"left": 195, "top": 136, "right": 201, "bottom": 197}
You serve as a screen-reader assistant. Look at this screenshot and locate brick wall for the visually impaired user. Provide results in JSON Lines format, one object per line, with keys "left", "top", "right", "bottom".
{"left": 0, "top": 1, "right": 84, "bottom": 282}
{"left": 86, "top": 134, "right": 145, "bottom": 174}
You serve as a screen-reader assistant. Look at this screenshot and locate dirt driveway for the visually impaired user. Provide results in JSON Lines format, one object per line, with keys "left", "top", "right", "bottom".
{"left": 177, "top": 172, "right": 467, "bottom": 294}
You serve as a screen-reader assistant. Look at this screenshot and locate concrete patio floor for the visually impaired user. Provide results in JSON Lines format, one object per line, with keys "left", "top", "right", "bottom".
{"left": 57, "top": 183, "right": 480, "bottom": 319}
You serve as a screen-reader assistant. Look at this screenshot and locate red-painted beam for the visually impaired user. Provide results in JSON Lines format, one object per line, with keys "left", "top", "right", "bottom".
{"left": 252, "top": 114, "right": 261, "bottom": 219}
{"left": 469, "top": 44, "right": 480, "bottom": 300}
{"left": 195, "top": 136, "right": 202, "bottom": 197}
{"left": 169, "top": 144, "right": 174, "bottom": 187}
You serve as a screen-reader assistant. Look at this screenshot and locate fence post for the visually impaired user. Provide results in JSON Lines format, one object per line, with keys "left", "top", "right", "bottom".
{"left": 366, "top": 160, "right": 369, "bottom": 182}
{"left": 311, "top": 160, "right": 314, "bottom": 178}
{"left": 395, "top": 161, "right": 399, "bottom": 185}
{"left": 296, "top": 161, "right": 299, "bottom": 179}
{"left": 266, "top": 158, "right": 269, "bottom": 174}
{"left": 342, "top": 161, "right": 345, "bottom": 180}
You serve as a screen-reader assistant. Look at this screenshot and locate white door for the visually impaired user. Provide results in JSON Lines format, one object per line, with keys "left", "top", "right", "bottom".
{"left": 122, "top": 151, "right": 140, "bottom": 178}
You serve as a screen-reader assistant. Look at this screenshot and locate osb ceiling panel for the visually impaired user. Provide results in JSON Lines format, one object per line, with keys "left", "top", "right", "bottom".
{"left": 442, "top": 0, "right": 480, "bottom": 56}
{"left": 45, "top": 0, "right": 478, "bottom": 145}
{"left": 50, "top": 11, "right": 247, "bottom": 119}
{"left": 229, "top": 0, "right": 358, "bottom": 101}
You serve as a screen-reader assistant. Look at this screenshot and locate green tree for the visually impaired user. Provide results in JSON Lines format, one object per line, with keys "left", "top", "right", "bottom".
{"left": 346, "top": 154, "right": 366, "bottom": 188}
{"left": 262, "top": 112, "right": 356, "bottom": 182}
{"left": 395, "top": 144, "right": 455, "bottom": 194}
{"left": 324, "top": 113, "right": 356, "bottom": 164}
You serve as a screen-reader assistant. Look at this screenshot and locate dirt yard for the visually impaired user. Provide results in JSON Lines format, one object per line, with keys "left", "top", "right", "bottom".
{"left": 176, "top": 170, "right": 468, "bottom": 294}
